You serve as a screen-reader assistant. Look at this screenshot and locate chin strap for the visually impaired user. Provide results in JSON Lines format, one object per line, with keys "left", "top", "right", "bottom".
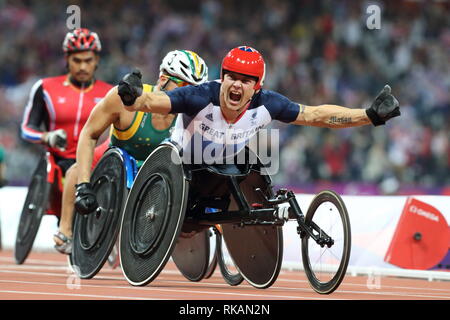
{"left": 160, "top": 79, "right": 171, "bottom": 91}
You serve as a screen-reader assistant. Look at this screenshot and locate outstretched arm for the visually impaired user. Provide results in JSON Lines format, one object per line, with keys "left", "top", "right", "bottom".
{"left": 292, "top": 85, "right": 400, "bottom": 128}
{"left": 117, "top": 69, "right": 172, "bottom": 114}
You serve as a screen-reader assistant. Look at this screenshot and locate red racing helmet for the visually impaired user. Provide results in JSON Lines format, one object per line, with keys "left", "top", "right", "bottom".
{"left": 62, "top": 28, "right": 102, "bottom": 54}
{"left": 221, "top": 46, "right": 266, "bottom": 90}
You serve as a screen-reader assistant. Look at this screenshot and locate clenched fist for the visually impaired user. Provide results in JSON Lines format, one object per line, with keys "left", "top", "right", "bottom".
{"left": 366, "top": 85, "right": 400, "bottom": 126}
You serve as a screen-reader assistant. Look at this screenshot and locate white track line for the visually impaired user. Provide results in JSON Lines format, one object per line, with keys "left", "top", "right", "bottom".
{"left": 0, "top": 290, "right": 158, "bottom": 300}
{"left": 2, "top": 270, "right": 448, "bottom": 300}
{"left": 2, "top": 257, "right": 449, "bottom": 300}
{"left": 0, "top": 265, "right": 69, "bottom": 271}
{"left": 272, "top": 278, "right": 450, "bottom": 293}
{"left": 0, "top": 275, "right": 339, "bottom": 300}
{"left": 0, "top": 256, "right": 67, "bottom": 266}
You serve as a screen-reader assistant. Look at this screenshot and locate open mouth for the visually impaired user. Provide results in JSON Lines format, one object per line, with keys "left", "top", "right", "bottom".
{"left": 229, "top": 91, "right": 242, "bottom": 103}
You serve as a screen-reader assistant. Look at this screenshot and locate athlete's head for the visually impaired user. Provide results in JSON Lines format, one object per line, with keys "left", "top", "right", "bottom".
{"left": 62, "top": 28, "right": 101, "bottom": 84}
{"left": 220, "top": 46, "right": 266, "bottom": 113}
{"left": 158, "top": 50, "right": 208, "bottom": 91}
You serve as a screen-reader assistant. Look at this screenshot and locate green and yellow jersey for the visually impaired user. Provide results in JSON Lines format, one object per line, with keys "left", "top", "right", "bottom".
{"left": 110, "top": 84, "right": 176, "bottom": 167}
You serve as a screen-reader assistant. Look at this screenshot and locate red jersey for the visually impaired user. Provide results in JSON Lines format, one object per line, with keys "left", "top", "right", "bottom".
{"left": 21, "top": 75, "right": 112, "bottom": 159}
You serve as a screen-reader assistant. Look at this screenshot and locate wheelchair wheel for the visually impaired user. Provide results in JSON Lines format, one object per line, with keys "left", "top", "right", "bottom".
{"left": 301, "top": 190, "right": 351, "bottom": 294}
{"left": 70, "top": 148, "right": 127, "bottom": 279}
{"left": 215, "top": 226, "right": 244, "bottom": 286}
{"left": 221, "top": 170, "right": 283, "bottom": 289}
{"left": 15, "top": 156, "right": 50, "bottom": 264}
{"left": 120, "top": 143, "right": 188, "bottom": 286}
{"left": 172, "top": 229, "right": 210, "bottom": 282}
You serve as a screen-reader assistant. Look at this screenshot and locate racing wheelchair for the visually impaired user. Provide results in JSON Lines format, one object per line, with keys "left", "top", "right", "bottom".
{"left": 69, "top": 146, "right": 238, "bottom": 282}
{"left": 14, "top": 152, "right": 64, "bottom": 264}
{"left": 69, "top": 147, "right": 136, "bottom": 278}
{"left": 119, "top": 142, "right": 351, "bottom": 294}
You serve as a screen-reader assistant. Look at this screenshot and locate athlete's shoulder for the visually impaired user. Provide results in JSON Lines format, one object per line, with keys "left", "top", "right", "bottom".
{"left": 167, "top": 80, "right": 219, "bottom": 115}
{"left": 41, "top": 75, "right": 67, "bottom": 86}
{"left": 199, "top": 80, "right": 221, "bottom": 96}
{"left": 202, "top": 79, "right": 221, "bottom": 90}
{"left": 175, "top": 80, "right": 219, "bottom": 94}
{"left": 257, "top": 89, "right": 289, "bottom": 103}
{"left": 167, "top": 80, "right": 219, "bottom": 99}
{"left": 188, "top": 80, "right": 220, "bottom": 103}
{"left": 251, "top": 89, "right": 299, "bottom": 122}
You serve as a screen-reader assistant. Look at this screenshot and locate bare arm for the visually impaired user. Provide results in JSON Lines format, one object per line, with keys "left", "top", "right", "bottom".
{"left": 76, "top": 86, "right": 122, "bottom": 184}
{"left": 292, "top": 104, "right": 371, "bottom": 128}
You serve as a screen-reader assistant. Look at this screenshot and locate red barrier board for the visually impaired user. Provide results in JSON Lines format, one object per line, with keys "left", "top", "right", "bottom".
{"left": 384, "top": 197, "right": 450, "bottom": 270}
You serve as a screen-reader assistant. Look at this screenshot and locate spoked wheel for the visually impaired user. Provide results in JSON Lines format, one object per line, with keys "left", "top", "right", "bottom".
{"left": 301, "top": 190, "right": 351, "bottom": 294}
{"left": 70, "top": 148, "right": 127, "bottom": 279}
{"left": 214, "top": 226, "right": 243, "bottom": 286}
{"left": 14, "top": 156, "right": 50, "bottom": 264}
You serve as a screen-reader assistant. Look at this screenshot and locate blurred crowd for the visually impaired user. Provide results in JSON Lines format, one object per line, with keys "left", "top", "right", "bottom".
{"left": 0, "top": 0, "right": 448, "bottom": 194}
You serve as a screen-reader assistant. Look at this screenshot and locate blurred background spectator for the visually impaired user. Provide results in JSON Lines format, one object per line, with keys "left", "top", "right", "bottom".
{"left": 0, "top": 0, "right": 448, "bottom": 195}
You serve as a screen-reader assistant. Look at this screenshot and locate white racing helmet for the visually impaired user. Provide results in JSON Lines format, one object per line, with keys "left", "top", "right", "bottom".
{"left": 159, "top": 50, "right": 208, "bottom": 85}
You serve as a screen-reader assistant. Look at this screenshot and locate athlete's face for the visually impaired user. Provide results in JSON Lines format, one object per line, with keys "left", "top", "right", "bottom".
{"left": 66, "top": 51, "right": 99, "bottom": 83}
{"left": 220, "top": 71, "right": 257, "bottom": 113}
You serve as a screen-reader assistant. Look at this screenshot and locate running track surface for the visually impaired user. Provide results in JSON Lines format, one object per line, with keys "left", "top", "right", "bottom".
{"left": 0, "top": 250, "right": 449, "bottom": 300}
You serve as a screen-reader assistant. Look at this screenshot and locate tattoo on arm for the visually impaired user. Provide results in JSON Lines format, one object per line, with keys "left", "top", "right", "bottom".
{"left": 328, "top": 116, "right": 352, "bottom": 125}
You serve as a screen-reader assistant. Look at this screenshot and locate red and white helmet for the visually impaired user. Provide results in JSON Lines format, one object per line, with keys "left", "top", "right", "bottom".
{"left": 221, "top": 46, "right": 266, "bottom": 90}
{"left": 62, "top": 28, "right": 102, "bottom": 54}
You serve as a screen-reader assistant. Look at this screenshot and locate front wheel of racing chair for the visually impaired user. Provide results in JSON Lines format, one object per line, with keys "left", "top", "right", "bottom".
{"left": 301, "top": 190, "right": 351, "bottom": 294}
{"left": 14, "top": 153, "right": 60, "bottom": 264}
{"left": 70, "top": 147, "right": 135, "bottom": 279}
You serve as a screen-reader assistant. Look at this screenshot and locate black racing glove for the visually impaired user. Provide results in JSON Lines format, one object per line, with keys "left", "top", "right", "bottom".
{"left": 366, "top": 85, "right": 400, "bottom": 126}
{"left": 118, "top": 69, "right": 143, "bottom": 106}
{"left": 74, "top": 182, "right": 98, "bottom": 215}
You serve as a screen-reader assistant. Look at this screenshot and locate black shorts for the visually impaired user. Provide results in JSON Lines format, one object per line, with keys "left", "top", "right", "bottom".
{"left": 54, "top": 156, "right": 76, "bottom": 176}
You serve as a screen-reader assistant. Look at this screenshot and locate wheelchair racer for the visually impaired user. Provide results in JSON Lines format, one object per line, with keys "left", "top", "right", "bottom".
{"left": 19, "top": 28, "right": 113, "bottom": 252}
{"left": 53, "top": 50, "right": 208, "bottom": 254}
{"left": 117, "top": 46, "right": 400, "bottom": 165}
{"left": 21, "top": 28, "right": 112, "bottom": 175}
